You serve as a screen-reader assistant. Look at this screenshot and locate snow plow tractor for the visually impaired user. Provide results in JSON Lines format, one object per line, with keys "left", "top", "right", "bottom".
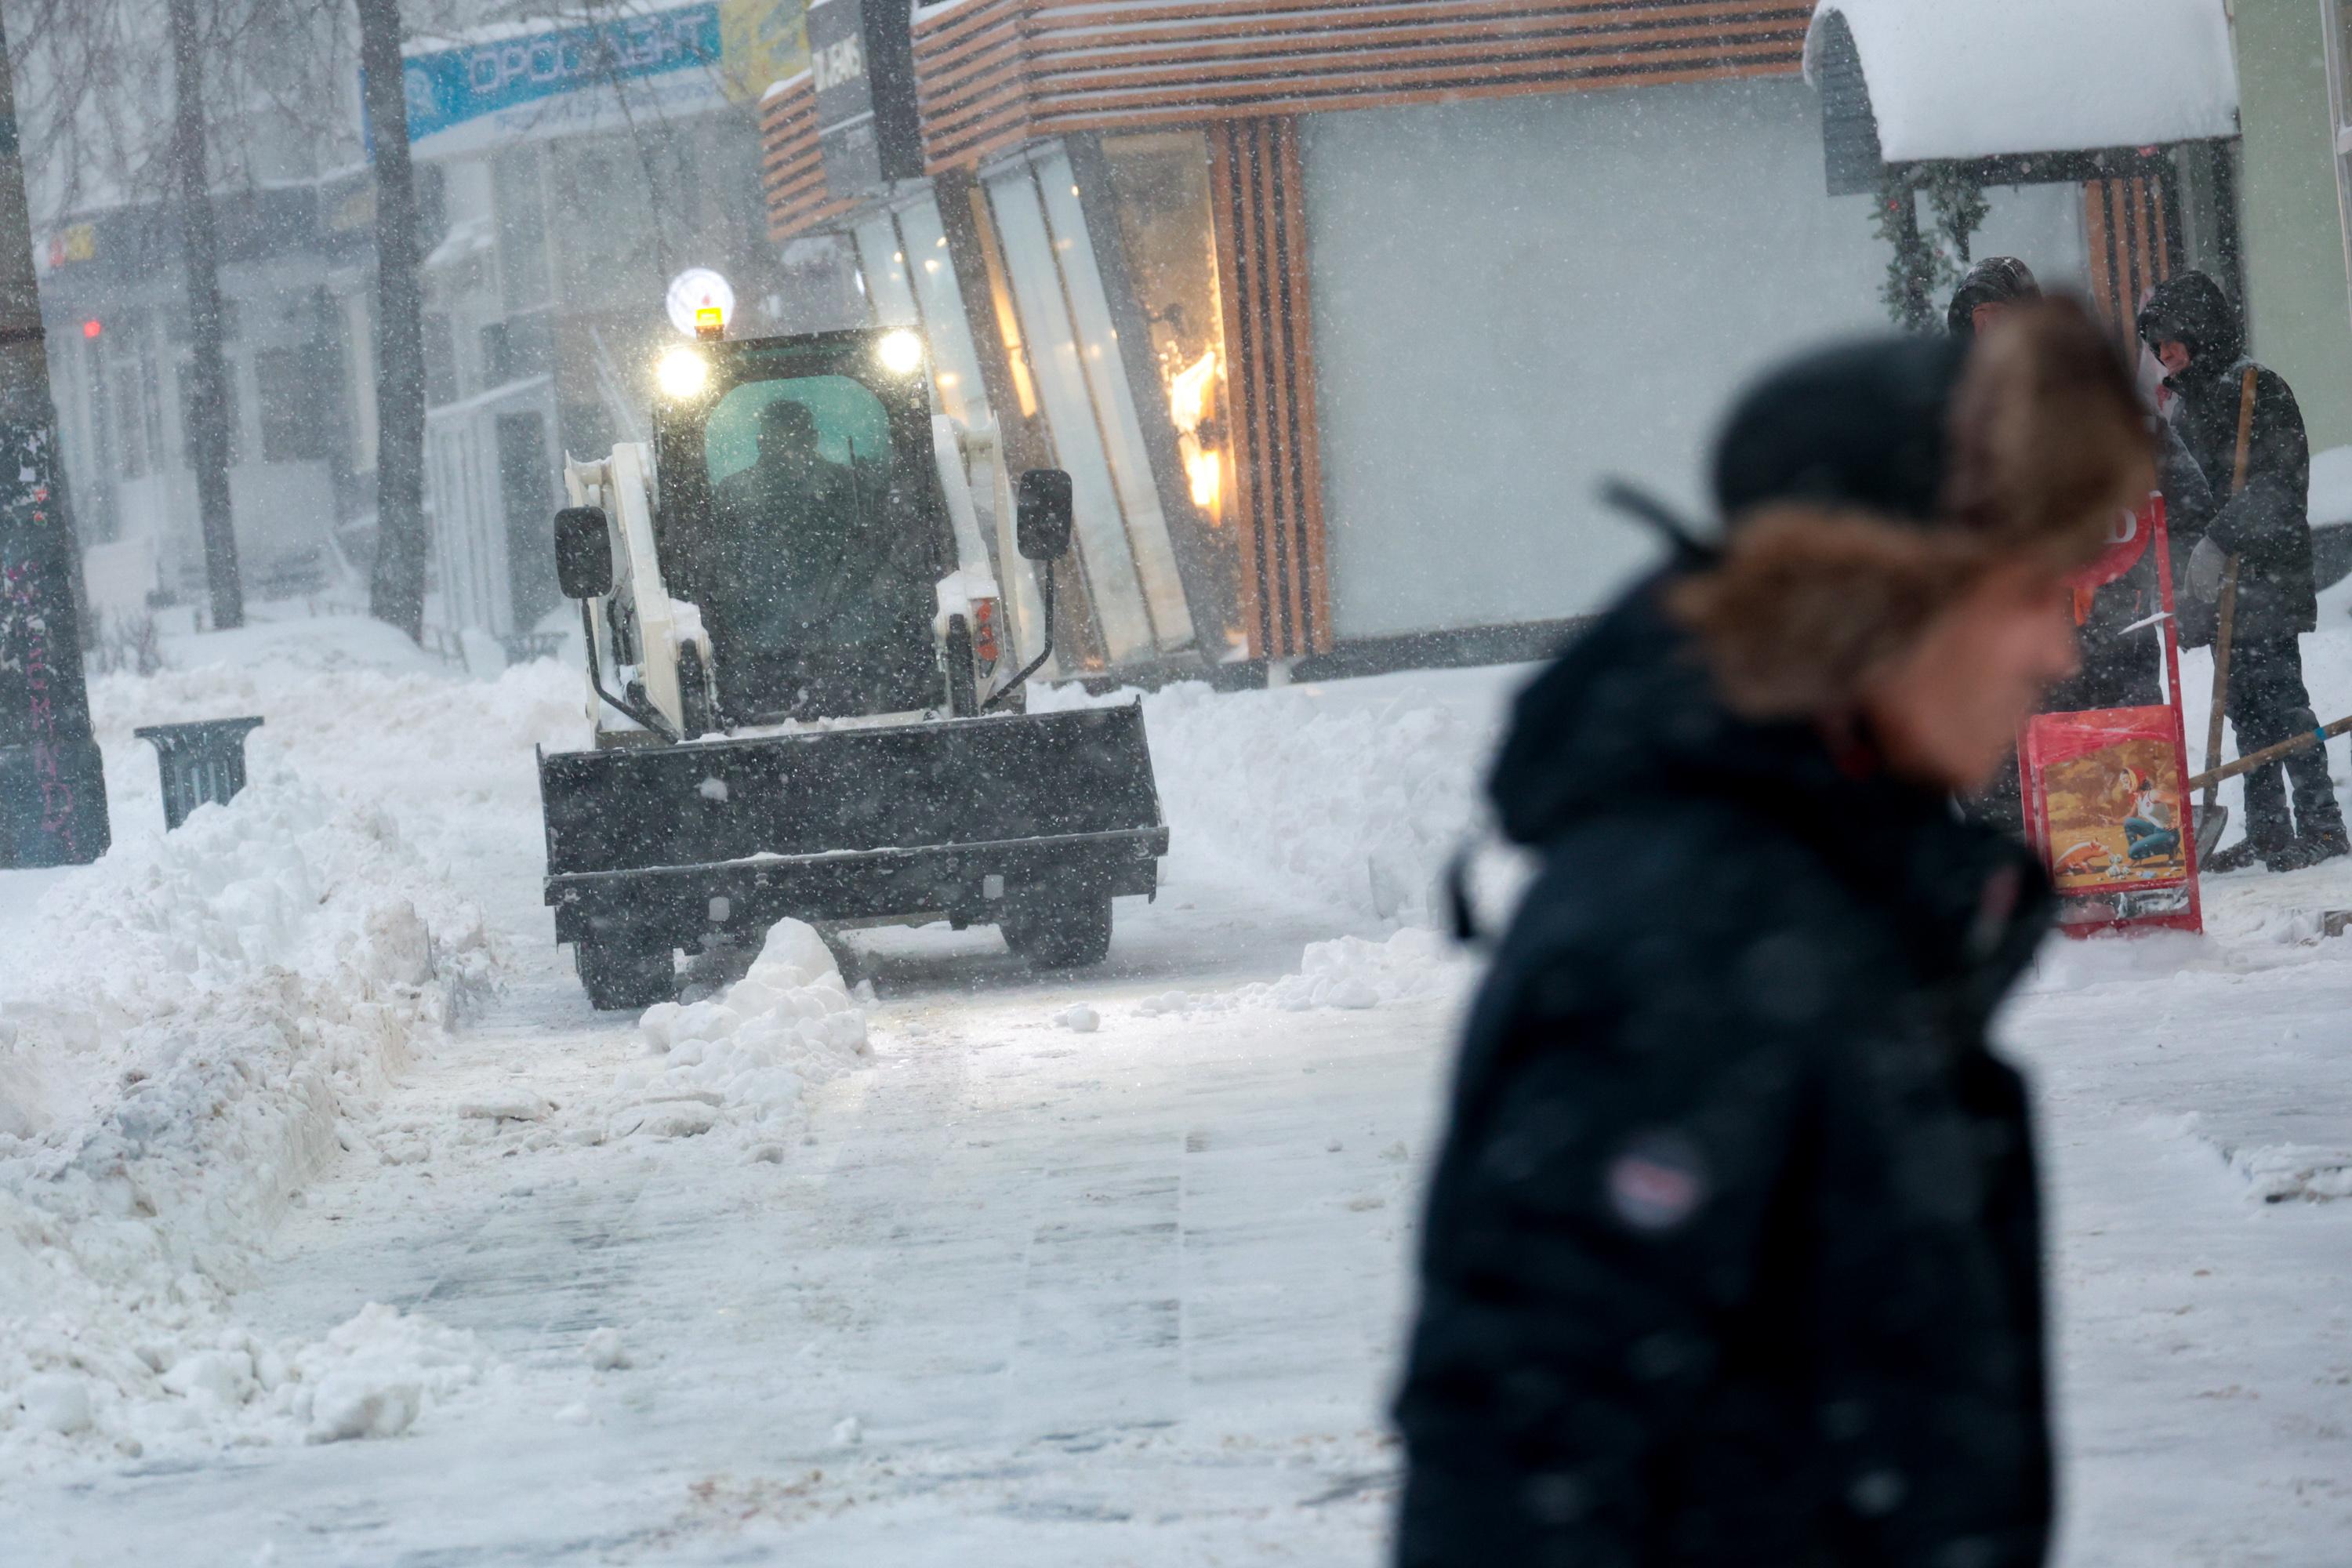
{"left": 539, "top": 325, "right": 1168, "bottom": 1010}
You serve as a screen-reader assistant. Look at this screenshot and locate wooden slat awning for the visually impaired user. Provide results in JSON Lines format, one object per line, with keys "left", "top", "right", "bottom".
{"left": 760, "top": 73, "right": 860, "bottom": 243}
{"left": 762, "top": 2, "right": 1812, "bottom": 238}
{"left": 913, "top": 0, "right": 1813, "bottom": 173}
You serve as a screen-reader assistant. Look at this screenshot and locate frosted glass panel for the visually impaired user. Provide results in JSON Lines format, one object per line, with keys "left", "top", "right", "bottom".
{"left": 1035, "top": 148, "right": 1193, "bottom": 649}
{"left": 895, "top": 198, "right": 989, "bottom": 432}
{"left": 1305, "top": 78, "right": 1893, "bottom": 639}
{"left": 986, "top": 165, "right": 1155, "bottom": 662}
{"left": 853, "top": 215, "right": 919, "bottom": 328}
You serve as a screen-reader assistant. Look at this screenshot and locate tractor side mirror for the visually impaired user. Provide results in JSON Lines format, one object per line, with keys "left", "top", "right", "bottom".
{"left": 554, "top": 506, "right": 613, "bottom": 599}
{"left": 1015, "top": 469, "right": 1073, "bottom": 561}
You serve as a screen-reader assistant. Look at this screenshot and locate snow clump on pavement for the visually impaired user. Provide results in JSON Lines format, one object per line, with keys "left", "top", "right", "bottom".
{"left": 293, "top": 1304, "right": 495, "bottom": 1443}
{"left": 583, "top": 1327, "right": 630, "bottom": 1371}
{"left": 2227, "top": 1143, "right": 2352, "bottom": 1203}
{"left": 1138, "top": 927, "right": 1475, "bottom": 1016}
{"left": 622, "top": 920, "right": 869, "bottom": 1136}
{"left": 1252, "top": 927, "right": 1470, "bottom": 1010}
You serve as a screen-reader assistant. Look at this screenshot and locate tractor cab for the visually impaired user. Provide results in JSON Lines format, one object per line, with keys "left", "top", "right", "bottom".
{"left": 541, "top": 318, "right": 1159, "bottom": 1011}
{"left": 649, "top": 328, "right": 953, "bottom": 724}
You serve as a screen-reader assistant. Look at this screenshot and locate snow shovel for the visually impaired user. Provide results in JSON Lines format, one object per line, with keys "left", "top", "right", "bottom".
{"left": 2191, "top": 368, "right": 2262, "bottom": 865}
{"left": 2193, "top": 554, "right": 2237, "bottom": 862}
{"left": 2187, "top": 710, "right": 2352, "bottom": 795}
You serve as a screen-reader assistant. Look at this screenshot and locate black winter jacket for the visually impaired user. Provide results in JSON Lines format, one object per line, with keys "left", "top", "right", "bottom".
{"left": 2142, "top": 274, "right": 2316, "bottom": 643}
{"left": 1395, "top": 582, "right": 2056, "bottom": 1568}
{"left": 2049, "top": 420, "right": 2216, "bottom": 711}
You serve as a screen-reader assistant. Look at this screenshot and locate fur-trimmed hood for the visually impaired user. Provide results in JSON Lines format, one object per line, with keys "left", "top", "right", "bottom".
{"left": 1671, "top": 297, "right": 2154, "bottom": 720}
{"left": 1486, "top": 578, "right": 2049, "bottom": 985}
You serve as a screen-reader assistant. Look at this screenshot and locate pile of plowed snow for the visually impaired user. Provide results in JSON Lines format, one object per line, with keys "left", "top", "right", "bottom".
{"left": 1036, "top": 666, "right": 1526, "bottom": 927}
{"left": 0, "top": 776, "right": 504, "bottom": 1460}
{"left": 0, "top": 639, "right": 583, "bottom": 1462}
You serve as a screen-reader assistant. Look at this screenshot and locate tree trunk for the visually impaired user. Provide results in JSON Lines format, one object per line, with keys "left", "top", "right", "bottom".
{"left": 0, "top": 11, "right": 109, "bottom": 865}
{"left": 357, "top": 0, "right": 427, "bottom": 643}
{"left": 165, "top": 0, "right": 242, "bottom": 631}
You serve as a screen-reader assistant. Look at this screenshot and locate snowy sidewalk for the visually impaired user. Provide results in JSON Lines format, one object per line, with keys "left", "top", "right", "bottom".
{"left": 5, "top": 927, "right": 1452, "bottom": 1563}
{"left": 2005, "top": 865, "right": 2352, "bottom": 1566}
{"left": 6, "top": 638, "right": 2352, "bottom": 1563}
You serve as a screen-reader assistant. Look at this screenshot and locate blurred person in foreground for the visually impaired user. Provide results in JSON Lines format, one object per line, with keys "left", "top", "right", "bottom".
{"left": 2137, "top": 270, "right": 2347, "bottom": 872}
{"left": 1949, "top": 257, "right": 2215, "bottom": 833}
{"left": 1392, "top": 299, "right": 2154, "bottom": 1568}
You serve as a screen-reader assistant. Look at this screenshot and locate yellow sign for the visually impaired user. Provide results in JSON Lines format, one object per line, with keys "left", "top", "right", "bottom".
{"left": 50, "top": 223, "right": 96, "bottom": 266}
{"left": 720, "top": 0, "right": 811, "bottom": 103}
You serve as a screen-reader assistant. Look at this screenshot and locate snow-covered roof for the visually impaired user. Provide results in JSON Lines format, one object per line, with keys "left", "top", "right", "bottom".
{"left": 1804, "top": 0, "right": 2239, "bottom": 165}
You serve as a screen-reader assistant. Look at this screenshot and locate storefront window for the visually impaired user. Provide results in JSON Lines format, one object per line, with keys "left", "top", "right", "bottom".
{"left": 964, "top": 185, "right": 1040, "bottom": 422}
{"left": 895, "top": 200, "right": 989, "bottom": 433}
{"left": 853, "top": 213, "right": 918, "bottom": 327}
{"left": 1098, "top": 135, "right": 1229, "bottom": 521}
{"left": 853, "top": 201, "right": 991, "bottom": 435}
{"left": 1033, "top": 148, "right": 1196, "bottom": 652}
{"left": 986, "top": 160, "right": 1167, "bottom": 663}
{"left": 1097, "top": 130, "right": 1240, "bottom": 651}
{"left": 2327, "top": 1, "right": 2352, "bottom": 322}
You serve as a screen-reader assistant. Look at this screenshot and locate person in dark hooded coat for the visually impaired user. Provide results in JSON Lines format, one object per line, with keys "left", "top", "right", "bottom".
{"left": 1392, "top": 299, "right": 2156, "bottom": 1568}
{"left": 2137, "top": 270, "right": 2346, "bottom": 870}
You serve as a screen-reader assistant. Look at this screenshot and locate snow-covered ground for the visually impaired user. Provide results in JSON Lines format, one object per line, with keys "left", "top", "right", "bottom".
{"left": 2, "top": 604, "right": 2349, "bottom": 1564}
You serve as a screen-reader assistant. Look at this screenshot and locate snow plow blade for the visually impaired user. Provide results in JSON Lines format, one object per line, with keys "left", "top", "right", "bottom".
{"left": 537, "top": 703, "right": 1167, "bottom": 952}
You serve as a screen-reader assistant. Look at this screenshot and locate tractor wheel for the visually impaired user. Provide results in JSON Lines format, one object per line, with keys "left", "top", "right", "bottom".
{"left": 945, "top": 615, "right": 980, "bottom": 717}
{"left": 578, "top": 938, "right": 677, "bottom": 1011}
{"left": 1003, "top": 893, "right": 1114, "bottom": 969}
{"left": 677, "top": 642, "right": 719, "bottom": 737}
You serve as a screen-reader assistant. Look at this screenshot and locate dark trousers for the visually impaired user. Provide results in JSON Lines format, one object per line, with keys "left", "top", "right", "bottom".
{"left": 2227, "top": 637, "right": 2346, "bottom": 850}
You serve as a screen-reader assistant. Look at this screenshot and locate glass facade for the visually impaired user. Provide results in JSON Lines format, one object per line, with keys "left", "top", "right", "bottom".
{"left": 851, "top": 201, "right": 991, "bottom": 437}
{"left": 1033, "top": 149, "right": 1195, "bottom": 652}
{"left": 895, "top": 201, "right": 989, "bottom": 433}
{"left": 1098, "top": 130, "right": 1241, "bottom": 654}
{"left": 986, "top": 158, "right": 1168, "bottom": 663}
{"left": 2327, "top": 0, "right": 2352, "bottom": 327}
{"left": 829, "top": 151, "right": 1236, "bottom": 671}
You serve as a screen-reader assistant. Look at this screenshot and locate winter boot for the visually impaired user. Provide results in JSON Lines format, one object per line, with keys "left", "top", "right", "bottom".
{"left": 2263, "top": 829, "right": 2352, "bottom": 873}
{"left": 2202, "top": 839, "right": 2273, "bottom": 874}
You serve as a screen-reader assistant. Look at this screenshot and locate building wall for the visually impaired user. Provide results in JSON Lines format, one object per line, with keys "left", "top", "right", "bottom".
{"left": 2233, "top": 0, "right": 2352, "bottom": 452}
{"left": 1302, "top": 80, "right": 1864, "bottom": 637}
{"left": 42, "top": 250, "right": 354, "bottom": 607}
{"left": 1302, "top": 77, "right": 2094, "bottom": 641}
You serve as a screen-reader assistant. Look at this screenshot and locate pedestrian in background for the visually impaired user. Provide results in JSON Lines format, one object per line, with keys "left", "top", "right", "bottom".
{"left": 1393, "top": 299, "right": 2154, "bottom": 1568}
{"left": 2139, "top": 270, "right": 2347, "bottom": 871}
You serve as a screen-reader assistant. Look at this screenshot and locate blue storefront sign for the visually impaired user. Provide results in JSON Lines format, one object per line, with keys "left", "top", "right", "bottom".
{"left": 399, "top": 3, "right": 727, "bottom": 151}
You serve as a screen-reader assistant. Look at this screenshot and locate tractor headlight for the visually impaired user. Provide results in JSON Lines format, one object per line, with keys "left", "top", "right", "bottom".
{"left": 657, "top": 347, "right": 710, "bottom": 401}
{"left": 877, "top": 328, "right": 924, "bottom": 376}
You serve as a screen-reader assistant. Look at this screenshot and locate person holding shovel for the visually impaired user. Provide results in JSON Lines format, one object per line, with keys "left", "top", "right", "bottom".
{"left": 2138, "top": 272, "right": 2347, "bottom": 872}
